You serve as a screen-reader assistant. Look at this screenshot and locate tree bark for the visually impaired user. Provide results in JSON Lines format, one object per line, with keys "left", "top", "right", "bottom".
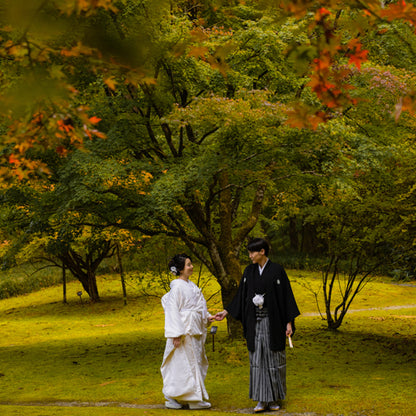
{"left": 179, "top": 172, "right": 267, "bottom": 338}
{"left": 62, "top": 263, "right": 67, "bottom": 304}
{"left": 59, "top": 242, "right": 115, "bottom": 302}
{"left": 116, "top": 243, "right": 128, "bottom": 306}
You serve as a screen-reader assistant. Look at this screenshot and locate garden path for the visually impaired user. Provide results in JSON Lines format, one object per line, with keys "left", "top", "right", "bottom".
{"left": 301, "top": 303, "right": 416, "bottom": 317}
{"left": 1, "top": 401, "right": 319, "bottom": 415}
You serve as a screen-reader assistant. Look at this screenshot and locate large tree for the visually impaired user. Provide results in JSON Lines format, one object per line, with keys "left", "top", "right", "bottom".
{"left": 39, "top": 3, "right": 320, "bottom": 333}
{"left": 2, "top": 0, "right": 416, "bottom": 332}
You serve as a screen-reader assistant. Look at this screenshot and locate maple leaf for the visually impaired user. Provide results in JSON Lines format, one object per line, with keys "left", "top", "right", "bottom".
{"left": 8, "top": 155, "right": 20, "bottom": 166}
{"left": 57, "top": 119, "right": 74, "bottom": 133}
{"left": 91, "top": 130, "right": 106, "bottom": 139}
{"left": 188, "top": 46, "right": 209, "bottom": 59}
{"left": 346, "top": 39, "right": 368, "bottom": 70}
{"left": 281, "top": 1, "right": 314, "bottom": 19}
{"left": 380, "top": 0, "right": 416, "bottom": 26}
{"left": 190, "top": 27, "right": 209, "bottom": 43}
{"left": 61, "top": 41, "right": 96, "bottom": 57}
{"left": 285, "top": 103, "right": 327, "bottom": 130}
{"left": 315, "top": 7, "right": 331, "bottom": 21}
{"left": 313, "top": 55, "right": 332, "bottom": 72}
{"left": 309, "top": 73, "right": 337, "bottom": 96}
{"left": 56, "top": 146, "right": 69, "bottom": 156}
{"left": 348, "top": 49, "right": 368, "bottom": 70}
{"left": 104, "top": 77, "right": 117, "bottom": 91}
{"left": 89, "top": 116, "right": 102, "bottom": 124}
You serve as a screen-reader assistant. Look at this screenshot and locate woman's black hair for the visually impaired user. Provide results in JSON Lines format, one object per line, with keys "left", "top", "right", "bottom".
{"left": 246, "top": 238, "right": 270, "bottom": 256}
{"left": 168, "top": 253, "right": 191, "bottom": 276}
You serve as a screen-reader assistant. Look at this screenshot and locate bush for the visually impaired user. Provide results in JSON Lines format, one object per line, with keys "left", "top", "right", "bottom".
{"left": 0, "top": 262, "right": 70, "bottom": 299}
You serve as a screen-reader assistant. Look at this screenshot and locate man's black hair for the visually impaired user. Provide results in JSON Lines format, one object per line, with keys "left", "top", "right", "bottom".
{"left": 246, "top": 238, "right": 270, "bottom": 256}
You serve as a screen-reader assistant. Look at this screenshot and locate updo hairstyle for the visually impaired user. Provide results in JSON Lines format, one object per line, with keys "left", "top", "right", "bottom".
{"left": 168, "top": 253, "right": 191, "bottom": 276}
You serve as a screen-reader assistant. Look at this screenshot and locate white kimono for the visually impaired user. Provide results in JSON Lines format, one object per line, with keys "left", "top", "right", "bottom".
{"left": 160, "top": 278, "right": 210, "bottom": 403}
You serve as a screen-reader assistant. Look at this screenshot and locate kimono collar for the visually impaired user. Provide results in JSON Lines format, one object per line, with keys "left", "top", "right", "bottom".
{"left": 258, "top": 259, "right": 269, "bottom": 275}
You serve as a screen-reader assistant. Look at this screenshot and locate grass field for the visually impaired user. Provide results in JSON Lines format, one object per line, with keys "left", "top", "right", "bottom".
{"left": 0, "top": 270, "right": 415, "bottom": 416}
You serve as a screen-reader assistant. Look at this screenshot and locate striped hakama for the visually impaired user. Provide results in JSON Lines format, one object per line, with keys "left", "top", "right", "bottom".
{"left": 249, "top": 308, "right": 286, "bottom": 402}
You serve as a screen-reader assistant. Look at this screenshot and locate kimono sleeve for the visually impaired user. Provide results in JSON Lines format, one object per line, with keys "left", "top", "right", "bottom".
{"left": 280, "top": 267, "right": 301, "bottom": 326}
{"left": 162, "top": 286, "right": 186, "bottom": 338}
{"left": 225, "top": 270, "right": 248, "bottom": 322}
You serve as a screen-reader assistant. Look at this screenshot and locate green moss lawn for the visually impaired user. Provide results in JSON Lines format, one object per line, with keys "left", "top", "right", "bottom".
{"left": 0, "top": 271, "right": 415, "bottom": 416}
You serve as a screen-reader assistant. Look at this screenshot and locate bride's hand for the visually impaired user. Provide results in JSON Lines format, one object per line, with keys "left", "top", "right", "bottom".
{"left": 173, "top": 337, "right": 182, "bottom": 348}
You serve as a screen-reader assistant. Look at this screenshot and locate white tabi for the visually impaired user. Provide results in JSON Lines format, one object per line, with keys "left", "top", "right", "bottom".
{"left": 160, "top": 278, "right": 210, "bottom": 403}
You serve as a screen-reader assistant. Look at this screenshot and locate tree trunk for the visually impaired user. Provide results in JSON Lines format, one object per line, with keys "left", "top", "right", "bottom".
{"left": 62, "top": 263, "right": 67, "bottom": 304}
{"left": 60, "top": 250, "right": 101, "bottom": 302}
{"left": 116, "top": 243, "right": 128, "bottom": 306}
{"left": 87, "top": 270, "right": 100, "bottom": 302}
{"left": 75, "top": 270, "right": 100, "bottom": 302}
{"left": 180, "top": 173, "right": 266, "bottom": 338}
{"left": 58, "top": 242, "right": 116, "bottom": 303}
{"left": 288, "top": 217, "right": 299, "bottom": 251}
{"left": 220, "top": 278, "right": 243, "bottom": 338}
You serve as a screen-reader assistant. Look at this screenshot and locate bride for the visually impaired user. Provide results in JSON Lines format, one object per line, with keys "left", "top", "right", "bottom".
{"left": 160, "top": 253, "right": 214, "bottom": 410}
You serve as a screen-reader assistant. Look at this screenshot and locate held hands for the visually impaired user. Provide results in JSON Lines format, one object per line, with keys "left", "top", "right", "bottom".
{"left": 214, "top": 310, "right": 228, "bottom": 321}
{"left": 172, "top": 314, "right": 222, "bottom": 348}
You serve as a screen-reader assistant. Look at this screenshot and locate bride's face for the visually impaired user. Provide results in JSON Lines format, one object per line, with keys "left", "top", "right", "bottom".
{"left": 180, "top": 258, "right": 193, "bottom": 279}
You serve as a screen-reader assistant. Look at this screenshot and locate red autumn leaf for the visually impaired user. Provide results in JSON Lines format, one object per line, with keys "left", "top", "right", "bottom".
{"left": 315, "top": 7, "right": 331, "bottom": 21}
{"left": 89, "top": 116, "right": 102, "bottom": 124}
{"left": 312, "top": 55, "right": 332, "bottom": 71}
{"left": 56, "top": 146, "right": 69, "bottom": 156}
{"left": 347, "top": 40, "right": 368, "bottom": 70}
{"left": 8, "top": 155, "right": 20, "bottom": 166}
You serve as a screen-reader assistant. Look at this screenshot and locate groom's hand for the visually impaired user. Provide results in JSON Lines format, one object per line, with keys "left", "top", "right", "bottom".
{"left": 214, "top": 310, "right": 228, "bottom": 321}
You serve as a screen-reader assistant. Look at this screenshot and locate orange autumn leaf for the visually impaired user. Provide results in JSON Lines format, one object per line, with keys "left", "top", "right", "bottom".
{"left": 346, "top": 39, "right": 368, "bottom": 70}
{"left": 380, "top": 0, "right": 416, "bottom": 25}
{"left": 89, "top": 116, "right": 102, "bottom": 124}
{"left": 285, "top": 103, "right": 327, "bottom": 130}
{"left": 8, "top": 155, "right": 20, "bottom": 166}
{"left": 348, "top": 48, "right": 368, "bottom": 70}
{"left": 312, "top": 54, "right": 332, "bottom": 72}
{"left": 57, "top": 119, "right": 74, "bottom": 133}
{"left": 315, "top": 7, "right": 331, "bottom": 21}
{"left": 61, "top": 41, "right": 96, "bottom": 57}
{"left": 190, "top": 27, "right": 209, "bottom": 43}
{"left": 281, "top": 1, "right": 311, "bottom": 19}
{"left": 56, "top": 146, "right": 69, "bottom": 156}
{"left": 104, "top": 77, "right": 117, "bottom": 91}
{"left": 92, "top": 130, "right": 106, "bottom": 139}
{"left": 188, "top": 45, "right": 209, "bottom": 59}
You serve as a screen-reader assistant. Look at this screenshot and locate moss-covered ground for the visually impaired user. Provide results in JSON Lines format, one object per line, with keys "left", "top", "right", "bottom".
{"left": 0, "top": 271, "right": 415, "bottom": 415}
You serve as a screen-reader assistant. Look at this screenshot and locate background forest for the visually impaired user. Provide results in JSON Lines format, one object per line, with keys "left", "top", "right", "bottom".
{"left": 0, "top": 0, "right": 416, "bottom": 334}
